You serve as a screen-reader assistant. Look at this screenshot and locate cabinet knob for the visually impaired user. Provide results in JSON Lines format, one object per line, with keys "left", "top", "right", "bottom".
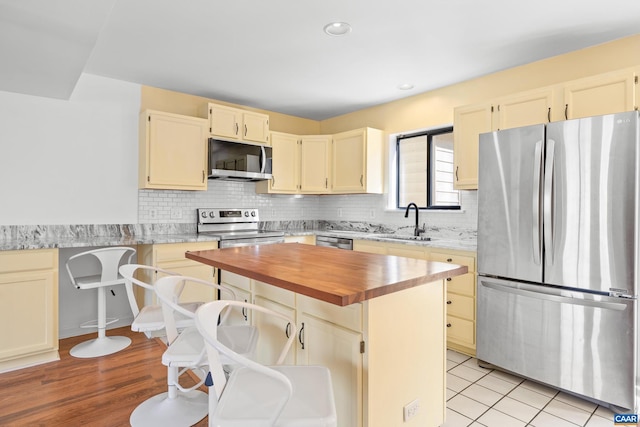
{"left": 446, "top": 323, "right": 452, "bottom": 328}
{"left": 447, "top": 258, "right": 453, "bottom": 262}
{"left": 446, "top": 277, "right": 452, "bottom": 282}
{"left": 446, "top": 300, "right": 452, "bottom": 304}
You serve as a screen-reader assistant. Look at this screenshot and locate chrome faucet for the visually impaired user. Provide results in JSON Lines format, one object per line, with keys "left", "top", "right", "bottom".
{"left": 404, "top": 202, "right": 425, "bottom": 236}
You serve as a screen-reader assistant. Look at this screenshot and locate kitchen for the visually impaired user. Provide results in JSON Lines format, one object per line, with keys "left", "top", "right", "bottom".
{"left": 1, "top": 3, "right": 640, "bottom": 426}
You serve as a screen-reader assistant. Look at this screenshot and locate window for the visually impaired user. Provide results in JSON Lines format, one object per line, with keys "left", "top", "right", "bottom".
{"left": 396, "top": 127, "right": 460, "bottom": 209}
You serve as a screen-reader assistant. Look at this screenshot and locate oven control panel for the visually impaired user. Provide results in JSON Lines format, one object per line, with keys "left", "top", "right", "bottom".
{"left": 197, "top": 208, "right": 259, "bottom": 224}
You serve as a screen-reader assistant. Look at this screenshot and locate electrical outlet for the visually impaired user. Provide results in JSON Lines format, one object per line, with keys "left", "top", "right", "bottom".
{"left": 403, "top": 399, "right": 420, "bottom": 422}
{"left": 149, "top": 209, "right": 157, "bottom": 219}
{"left": 170, "top": 208, "right": 182, "bottom": 219}
{"left": 338, "top": 208, "right": 343, "bottom": 217}
{"left": 369, "top": 209, "right": 375, "bottom": 219}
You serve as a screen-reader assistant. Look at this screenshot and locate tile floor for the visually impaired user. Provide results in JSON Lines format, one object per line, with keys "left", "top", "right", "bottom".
{"left": 442, "top": 350, "right": 619, "bottom": 427}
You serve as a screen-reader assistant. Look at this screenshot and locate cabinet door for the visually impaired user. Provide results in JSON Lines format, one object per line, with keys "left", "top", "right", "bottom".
{"left": 563, "top": 69, "right": 636, "bottom": 120}
{"left": 270, "top": 132, "right": 300, "bottom": 193}
{"left": 300, "top": 136, "right": 331, "bottom": 193}
{"left": 209, "top": 104, "right": 241, "bottom": 139}
{"left": 453, "top": 103, "right": 492, "bottom": 190}
{"left": 332, "top": 129, "right": 365, "bottom": 193}
{"left": 494, "top": 88, "right": 554, "bottom": 130}
{"left": 222, "top": 284, "right": 253, "bottom": 326}
{"left": 253, "top": 296, "right": 297, "bottom": 365}
{"left": 0, "top": 249, "right": 58, "bottom": 365}
{"left": 143, "top": 111, "right": 208, "bottom": 190}
{"left": 297, "top": 313, "right": 363, "bottom": 427}
{"left": 242, "top": 112, "right": 270, "bottom": 144}
{"left": 152, "top": 243, "right": 217, "bottom": 303}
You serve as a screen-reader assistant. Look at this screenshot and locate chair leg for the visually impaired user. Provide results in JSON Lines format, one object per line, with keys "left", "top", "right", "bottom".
{"left": 69, "top": 287, "right": 131, "bottom": 358}
{"left": 129, "top": 365, "right": 208, "bottom": 427}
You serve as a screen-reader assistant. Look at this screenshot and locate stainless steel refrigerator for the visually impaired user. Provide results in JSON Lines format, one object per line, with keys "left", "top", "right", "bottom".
{"left": 477, "top": 111, "right": 639, "bottom": 411}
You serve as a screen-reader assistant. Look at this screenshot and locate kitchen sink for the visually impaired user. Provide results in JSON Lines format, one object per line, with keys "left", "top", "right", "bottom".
{"left": 373, "top": 234, "right": 432, "bottom": 242}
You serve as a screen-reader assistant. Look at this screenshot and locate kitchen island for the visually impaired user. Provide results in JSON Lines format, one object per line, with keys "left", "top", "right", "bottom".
{"left": 187, "top": 243, "right": 468, "bottom": 427}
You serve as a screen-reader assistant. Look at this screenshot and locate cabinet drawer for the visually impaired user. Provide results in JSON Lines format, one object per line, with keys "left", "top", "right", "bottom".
{"left": 429, "top": 252, "right": 475, "bottom": 272}
{"left": 0, "top": 249, "right": 58, "bottom": 274}
{"left": 220, "top": 270, "right": 251, "bottom": 292}
{"left": 446, "top": 293, "right": 474, "bottom": 320}
{"left": 446, "top": 315, "right": 475, "bottom": 345}
{"left": 297, "top": 295, "right": 362, "bottom": 332}
{"left": 446, "top": 273, "right": 475, "bottom": 296}
{"left": 253, "top": 280, "right": 296, "bottom": 308}
{"left": 156, "top": 243, "right": 218, "bottom": 264}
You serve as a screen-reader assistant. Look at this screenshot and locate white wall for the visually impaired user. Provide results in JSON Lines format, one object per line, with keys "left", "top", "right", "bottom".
{"left": 0, "top": 74, "right": 140, "bottom": 225}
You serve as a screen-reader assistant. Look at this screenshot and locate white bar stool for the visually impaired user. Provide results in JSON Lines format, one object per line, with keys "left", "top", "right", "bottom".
{"left": 65, "top": 247, "right": 136, "bottom": 358}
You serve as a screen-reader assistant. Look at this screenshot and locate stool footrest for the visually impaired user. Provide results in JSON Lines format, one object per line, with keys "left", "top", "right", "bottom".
{"left": 79, "top": 317, "right": 120, "bottom": 329}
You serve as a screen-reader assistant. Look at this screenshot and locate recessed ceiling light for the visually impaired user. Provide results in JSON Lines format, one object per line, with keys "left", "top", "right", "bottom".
{"left": 323, "top": 22, "right": 352, "bottom": 36}
{"left": 398, "top": 83, "right": 414, "bottom": 90}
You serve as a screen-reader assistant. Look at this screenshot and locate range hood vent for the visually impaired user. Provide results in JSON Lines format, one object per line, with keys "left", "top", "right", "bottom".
{"left": 207, "top": 138, "right": 272, "bottom": 182}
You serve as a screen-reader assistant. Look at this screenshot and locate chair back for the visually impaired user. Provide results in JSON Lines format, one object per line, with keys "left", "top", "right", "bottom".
{"left": 65, "top": 247, "right": 136, "bottom": 288}
{"left": 195, "top": 300, "right": 297, "bottom": 421}
{"left": 154, "top": 275, "right": 237, "bottom": 345}
{"left": 119, "top": 264, "right": 179, "bottom": 318}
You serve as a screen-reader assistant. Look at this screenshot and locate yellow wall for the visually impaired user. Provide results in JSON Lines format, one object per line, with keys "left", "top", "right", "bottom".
{"left": 320, "top": 34, "right": 640, "bottom": 134}
{"left": 140, "top": 34, "right": 640, "bottom": 137}
{"left": 140, "top": 86, "right": 321, "bottom": 135}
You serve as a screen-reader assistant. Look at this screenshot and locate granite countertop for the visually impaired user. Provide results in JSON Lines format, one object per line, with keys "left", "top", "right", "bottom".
{"left": 286, "top": 229, "right": 477, "bottom": 252}
{"left": 0, "top": 222, "right": 476, "bottom": 252}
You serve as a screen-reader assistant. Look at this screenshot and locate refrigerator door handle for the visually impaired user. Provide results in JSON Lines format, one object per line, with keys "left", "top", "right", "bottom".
{"left": 532, "top": 140, "right": 543, "bottom": 265}
{"left": 481, "top": 281, "right": 628, "bottom": 311}
{"left": 543, "top": 139, "right": 555, "bottom": 265}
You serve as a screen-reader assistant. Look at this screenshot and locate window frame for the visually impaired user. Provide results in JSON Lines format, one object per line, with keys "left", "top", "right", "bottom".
{"left": 395, "top": 126, "right": 460, "bottom": 211}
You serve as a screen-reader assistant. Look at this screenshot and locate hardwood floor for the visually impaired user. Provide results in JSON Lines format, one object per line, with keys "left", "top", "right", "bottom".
{"left": 0, "top": 327, "right": 208, "bottom": 426}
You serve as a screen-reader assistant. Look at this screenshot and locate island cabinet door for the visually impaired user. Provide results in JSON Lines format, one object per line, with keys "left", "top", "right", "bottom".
{"left": 296, "top": 312, "right": 364, "bottom": 427}
{"left": 253, "top": 295, "right": 297, "bottom": 365}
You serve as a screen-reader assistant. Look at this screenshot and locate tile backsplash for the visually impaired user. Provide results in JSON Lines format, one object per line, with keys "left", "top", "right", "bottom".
{"left": 138, "top": 181, "right": 478, "bottom": 234}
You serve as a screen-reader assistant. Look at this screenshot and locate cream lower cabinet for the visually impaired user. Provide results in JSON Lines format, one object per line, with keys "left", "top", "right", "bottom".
{"left": 0, "top": 249, "right": 59, "bottom": 373}
{"left": 241, "top": 268, "right": 446, "bottom": 427}
{"left": 427, "top": 250, "right": 477, "bottom": 357}
{"left": 139, "top": 110, "right": 208, "bottom": 191}
{"left": 296, "top": 295, "right": 364, "bottom": 427}
{"left": 354, "top": 240, "right": 478, "bottom": 356}
{"left": 138, "top": 242, "right": 217, "bottom": 304}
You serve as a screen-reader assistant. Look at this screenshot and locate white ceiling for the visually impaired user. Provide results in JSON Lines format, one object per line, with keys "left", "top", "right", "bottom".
{"left": 2, "top": 0, "right": 639, "bottom": 120}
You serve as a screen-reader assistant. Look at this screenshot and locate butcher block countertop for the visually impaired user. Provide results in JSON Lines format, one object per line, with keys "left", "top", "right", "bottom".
{"left": 186, "top": 242, "right": 468, "bottom": 306}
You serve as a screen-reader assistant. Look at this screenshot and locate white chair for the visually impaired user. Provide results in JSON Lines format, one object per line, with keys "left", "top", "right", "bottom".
{"left": 196, "top": 300, "right": 337, "bottom": 427}
{"left": 129, "top": 275, "right": 259, "bottom": 427}
{"left": 64, "top": 246, "right": 136, "bottom": 358}
{"left": 119, "top": 264, "right": 202, "bottom": 339}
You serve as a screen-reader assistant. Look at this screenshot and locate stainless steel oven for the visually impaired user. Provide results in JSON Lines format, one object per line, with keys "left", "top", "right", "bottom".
{"left": 196, "top": 208, "right": 285, "bottom": 248}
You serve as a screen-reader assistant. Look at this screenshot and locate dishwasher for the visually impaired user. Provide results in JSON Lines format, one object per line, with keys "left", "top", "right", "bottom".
{"left": 316, "top": 235, "right": 353, "bottom": 250}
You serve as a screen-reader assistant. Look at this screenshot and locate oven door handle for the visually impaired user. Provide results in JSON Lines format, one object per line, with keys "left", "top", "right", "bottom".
{"left": 219, "top": 237, "right": 285, "bottom": 248}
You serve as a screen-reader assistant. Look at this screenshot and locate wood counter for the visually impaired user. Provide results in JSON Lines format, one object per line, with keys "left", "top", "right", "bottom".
{"left": 186, "top": 242, "right": 467, "bottom": 306}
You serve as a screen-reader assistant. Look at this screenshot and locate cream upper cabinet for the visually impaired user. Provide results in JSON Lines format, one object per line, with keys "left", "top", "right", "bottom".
{"left": 139, "top": 110, "right": 208, "bottom": 191}
{"left": 331, "top": 128, "right": 383, "bottom": 194}
{"left": 493, "top": 87, "right": 554, "bottom": 130}
{"left": 563, "top": 68, "right": 637, "bottom": 120}
{"left": 0, "top": 249, "right": 59, "bottom": 373}
{"left": 300, "top": 135, "right": 331, "bottom": 193}
{"left": 205, "top": 102, "right": 270, "bottom": 144}
{"left": 256, "top": 131, "right": 300, "bottom": 194}
{"left": 453, "top": 102, "right": 492, "bottom": 190}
